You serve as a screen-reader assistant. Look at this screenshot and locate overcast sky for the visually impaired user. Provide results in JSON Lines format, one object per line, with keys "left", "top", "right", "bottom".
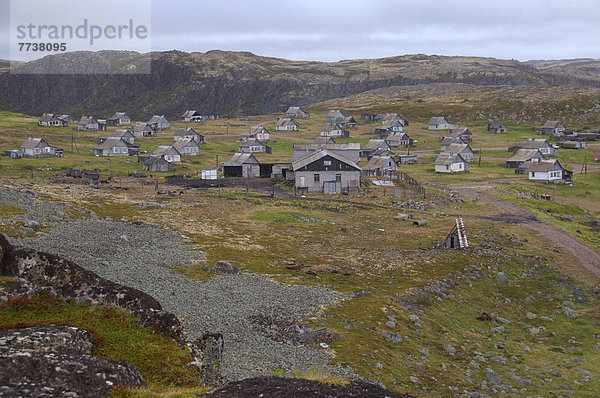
{"left": 2, "top": 0, "right": 599, "bottom": 62}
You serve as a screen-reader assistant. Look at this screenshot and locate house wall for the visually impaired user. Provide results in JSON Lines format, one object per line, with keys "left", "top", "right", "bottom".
{"left": 428, "top": 123, "right": 453, "bottom": 130}
{"left": 295, "top": 170, "right": 360, "bottom": 193}
{"left": 242, "top": 164, "right": 260, "bottom": 178}
{"left": 529, "top": 170, "right": 563, "bottom": 181}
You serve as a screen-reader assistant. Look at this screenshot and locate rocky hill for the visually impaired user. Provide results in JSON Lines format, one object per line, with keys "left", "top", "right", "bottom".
{"left": 1, "top": 51, "right": 600, "bottom": 119}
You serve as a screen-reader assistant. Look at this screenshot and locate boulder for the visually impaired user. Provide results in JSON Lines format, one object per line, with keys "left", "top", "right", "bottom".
{"left": 495, "top": 272, "right": 510, "bottom": 284}
{"left": 212, "top": 261, "right": 239, "bottom": 275}
{"left": 134, "top": 202, "right": 164, "bottom": 209}
{"left": 485, "top": 368, "right": 501, "bottom": 385}
{"left": 0, "top": 325, "right": 93, "bottom": 356}
{"left": 188, "top": 332, "right": 224, "bottom": 386}
{"left": 381, "top": 330, "right": 403, "bottom": 344}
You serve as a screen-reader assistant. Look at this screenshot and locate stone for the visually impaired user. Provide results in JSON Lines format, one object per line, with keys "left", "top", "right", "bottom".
{"left": 469, "top": 360, "right": 480, "bottom": 369}
{"left": 134, "top": 202, "right": 165, "bottom": 209}
{"left": 385, "top": 320, "right": 397, "bottom": 329}
{"left": 18, "top": 188, "right": 38, "bottom": 197}
{"left": 540, "top": 316, "right": 554, "bottom": 322}
{"left": 562, "top": 306, "right": 581, "bottom": 319}
{"left": 491, "top": 326, "right": 505, "bottom": 334}
{"left": 212, "top": 261, "right": 239, "bottom": 275}
{"left": 418, "top": 347, "right": 430, "bottom": 357}
{"left": 495, "top": 317, "right": 511, "bottom": 325}
{"left": 495, "top": 272, "right": 510, "bottom": 284}
{"left": 485, "top": 368, "right": 502, "bottom": 385}
{"left": 490, "top": 355, "right": 507, "bottom": 365}
{"left": 444, "top": 345, "right": 456, "bottom": 355}
{"left": 511, "top": 375, "right": 532, "bottom": 386}
{"left": 187, "top": 332, "right": 224, "bottom": 385}
{"left": 409, "top": 376, "right": 420, "bottom": 385}
{"left": 526, "top": 312, "right": 537, "bottom": 320}
{"left": 529, "top": 327, "right": 545, "bottom": 336}
{"left": 373, "top": 362, "right": 383, "bottom": 369}
{"left": 0, "top": 326, "right": 93, "bottom": 356}
{"left": 23, "top": 220, "right": 41, "bottom": 231}
{"left": 381, "top": 330, "right": 402, "bottom": 344}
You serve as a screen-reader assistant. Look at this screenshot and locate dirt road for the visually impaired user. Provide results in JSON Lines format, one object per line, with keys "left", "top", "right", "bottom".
{"left": 453, "top": 185, "right": 600, "bottom": 278}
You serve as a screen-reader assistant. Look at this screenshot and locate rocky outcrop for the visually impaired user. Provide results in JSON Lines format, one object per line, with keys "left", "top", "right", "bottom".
{"left": 0, "top": 234, "right": 184, "bottom": 345}
{"left": 0, "top": 325, "right": 146, "bottom": 397}
{"left": 188, "top": 332, "right": 224, "bottom": 386}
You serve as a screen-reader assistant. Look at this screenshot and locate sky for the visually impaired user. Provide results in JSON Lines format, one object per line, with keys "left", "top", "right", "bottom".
{"left": 1, "top": 0, "right": 600, "bottom": 62}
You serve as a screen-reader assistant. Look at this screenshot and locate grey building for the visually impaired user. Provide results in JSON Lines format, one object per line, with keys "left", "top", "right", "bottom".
{"left": 292, "top": 149, "right": 361, "bottom": 194}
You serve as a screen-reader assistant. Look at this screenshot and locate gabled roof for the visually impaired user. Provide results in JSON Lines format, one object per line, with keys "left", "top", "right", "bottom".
{"left": 239, "top": 138, "right": 267, "bottom": 147}
{"left": 39, "top": 114, "right": 57, "bottom": 122}
{"left": 286, "top": 106, "right": 308, "bottom": 114}
{"left": 112, "top": 129, "right": 134, "bottom": 138}
{"left": 292, "top": 149, "right": 360, "bottom": 172}
{"left": 148, "top": 115, "right": 168, "bottom": 124}
{"left": 21, "top": 138, "right": 50, "bottom": 149}
{"left": 524, "top": 159, "right": 566, "bottom": 172}
{"left": 249, "top": 125, "right": 268, "bottom": 135}
{"left": 363, "top": 139, "right": 390, "bottom": 151}
{"left": 381, "top": 119, "right": 404, "bottom": 129}
{"left": 94, "top": 137, "right": 128, "bottom": 150}
{"left": 224, "top": 152, "right": 259, "bottom": 165}
{"left": 293, "top": 143, "right": 360, "bottom": 151}
{"left": 514, "top": 139, "right": 550, "bottom": 150}
{"left": 174, "top": 127, "right": 201, "bottom": 137}
{"left": 132, "top": 122, "right": 154, "bottom": 132}
{"left": 321, "top": 122, "right": 345, "bottom": 132}
{"left": 441, "top": 136, "right": 465, "bottom": 146}
{"left": 173, "top": 137, "right": 198, "bottom": 151}
{"left": 446, "top": 143, "right": 472, "bottom": 154}
{"left": 362, "top": 155, "right": 396, "bottom": 171}
{"left": 276, "top": 117, "right": 298, "bottom": 128}
{"left": 387, "top": 131, "right": 410, "bottom": 140}
{"left": 341, "top": 116, "right": 357, "bottom": 124}
{"left": 447, "top": 127, "right": 470, "bottom": 138}
{"left": 182, "top": 110, "right": 200, "bottom": 118}
{"left": 326, "top": 110, "right": 346, "bottom": 118}
{"left": 428, "top": 116, "right": 449, "bottom": 125}
{"left": 435, "top": 152, "right": 466, "bottom": 166}
{"left": 541, "top": 120, "right": 563, "bottom": 129}
{"left": 78, "top": 116, "right": 97, "bottom": 125}
{"left": 314, "top": 137, "right": 336, "bottom": 144}
{"left": 109, "top": 112, "right": 128, "bottom": 119}
{"left": 152, "top": 145, "right": 180, "bottom": 156}
{"left": 507, "top": 149, "right": 543, "bottom": 162}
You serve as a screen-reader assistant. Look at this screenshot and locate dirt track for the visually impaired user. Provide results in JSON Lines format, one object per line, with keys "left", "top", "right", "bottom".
{"left": 453, "top": 186, "right": 600, "bottom": 279}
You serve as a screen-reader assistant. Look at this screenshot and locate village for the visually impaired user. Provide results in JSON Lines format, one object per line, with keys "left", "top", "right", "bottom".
{"left": 3, "top": 107, "right": 598, "bottom": 196}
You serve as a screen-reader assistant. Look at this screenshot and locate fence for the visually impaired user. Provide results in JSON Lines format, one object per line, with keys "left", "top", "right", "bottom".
{"left": 397, "top": 172, "right": 426, "bottom": 198}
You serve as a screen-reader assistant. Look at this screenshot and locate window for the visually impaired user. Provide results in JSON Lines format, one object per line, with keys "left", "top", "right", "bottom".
{"left": 324, "top": 160, "right": 331, "bottom": 166}
{"left": 314, "top": 174, "right": 320, "bottom": 183}
{"left": 335, "top": 174, "right": 342, "bottom": 182}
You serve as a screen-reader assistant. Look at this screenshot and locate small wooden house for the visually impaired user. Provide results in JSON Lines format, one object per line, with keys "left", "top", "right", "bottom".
{"left": 132, "top": 122, "right": 156, "bottom": 137}
{"left": 223, "top": 153, "right": 260, "bottom": 178}
{"left": 376, "top": 113, "right": 409, "bottom": 126}
{"left": 286, "top": 106, "right": 309, "bottom": 118}
{"left": 446, "top": 128, "right": 472, "bottom": 143}
{"left": 77, "top": 116, "right": 105, "bottom": 131}
{"left": 524, "top": 159, "right": 571, "bottom": 182}
{"left": 362, "top": 155, "right": 398, "bottom": 178}
{"left": 446, "top": 143, "right": 474, "bottom": 162}
{"left": 106, "top": 112, "right": 131, "bottom": 126}
{"left": 557, "top": 140, "right": 587, "bottom": 149}
{"left": 148, "top": 115, "right": 170, "bottom": 130}
{"left": 487, "top": 122, "right": 508, "bottom": 133}
{"left": 173, "top": 138, "right": 200, "bottom": 156}
{"left": 38, "top": 113, "right": 68, "bottom": 127}
{"left": 339, "top": 116, "right": 358, "bottom": 130}
{"left": 385, "top": 132, "right": 413, "bottom": 147}
{"left": 110, "top": 129, "right": 135, "bottom": 144}
{"left": 314, "top": 137, "right": 336, "bottom": 144}
{"left": 275, "top": 117, "right": 299, "bottom": 132}
{"left": 325, "top": 110, "right": 347, "bottom": 122}
{"left": 509, "top": 139, "right": 557, "bottom": 157}
{"left": 292, "top": 149, "right": 361, "bottom": 194}
{"left": 435, "top": 152, "right": 468, "bottom": 173}
{"left": 93, "top": 137, "right": 138, "bottom": 157}
{"left": 151, "top": 145, "right": 181, "bottom": 163}
{"left": 427, "top": 117, "right": 454, "bottom": 131}
{"left": 174, "top": 127, "right": 204, "bottom": 144}
{"left": 360, "top": 139, "right": 390, "bottom": 158}
{"left": 320, "top": 122, "right": 349, "bottom": 138}
{"left": 538, "top": 120, "right": 565, "bottom": 137}
{"left": 142, "top": 157, "right": 175, "bottom": 172}
{"left": 238, "top": 138, "right": 271, "bottom": 154}
{"left": 21, "top": 138, "right": 62, "bottom": 158}
{"left": 2, "top": 150, "right": 23, "bottom": 159}
{"left": 181, "top": 110, "right": 203, "bottom": 122}
{"left": 440, "top": 136, "right": 466, "bottom": 151}
{"left": 506, "top": 149, "right": 544, "bottom": 169}
{"left": 246, "top": 126, "right": 270, "bottom": 141}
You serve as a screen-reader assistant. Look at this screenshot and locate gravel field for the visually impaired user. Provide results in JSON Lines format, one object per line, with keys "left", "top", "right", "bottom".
{"left": 1, "top": 185, "right": 356, "bottom": 381}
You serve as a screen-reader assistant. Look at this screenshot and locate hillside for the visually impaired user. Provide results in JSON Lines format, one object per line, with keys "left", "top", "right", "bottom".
{"left": 1, "top": 51, "right": 600, "bottom": 119}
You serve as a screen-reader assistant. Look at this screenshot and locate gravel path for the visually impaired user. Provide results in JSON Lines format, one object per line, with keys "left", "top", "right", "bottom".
{"left": 0, "top": 185, "right": 356, "bottom": 381}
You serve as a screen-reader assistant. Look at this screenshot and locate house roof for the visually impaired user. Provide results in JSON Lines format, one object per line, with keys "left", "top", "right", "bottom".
{"left": 441, "top": 136, "right": 465, "bottom": 146}
{"left": 362, "top": 155, "right": 396, "bottom": 171}
{"left": 249, "top": 125, "right": 268, "bottom": 135}
{"left": 428, "top": 116, "right": 449, "bottom": 125}
{"left": 341, "top": 116, "right": 357, "bottom": 124}
{"left": 446, "top": 143, "right": 472, "bottom": 154}
{"left": 152, "top": 145, "right": 180, "bottom": 156}
{"left": 132, "top": 122, "right": 153, "bottom": 132}
{"left": 541, "top": 120, "right": 563, "bottom": 129}
{"left": 387, "top": 131, "right": 410, "bottom": 140}
{"left": 447, "top": 127, "right": 470, "bottom": 138}
{"left": 239, "top": 138, "right": 267, "bottom": 148}
{"left": 224, "top": 152, "right": 259, "bottom": 165}
{"left": 314, "top": 137, "right": 336, "bottom": 144}
{"left": 39, "top": 114, "right": 57, "bottom": 122}
{"left": 21, "top": 138, "right": 49, "bottom": 149}
{"left": 173, "top": 138, "right": 198, "bottom": 151}
{"left": 94, "top": 138, "right": 128, "bottom": 150}
{"left": 181, "top": 110, "right": 199, "bottom": 118}
{"left": 381, "top": 119, "right": 404, "bottom": 129}
{"left": 293, "top": 143, "right": 360, "bottom": 151}
{"left": 292, "top": 149, "right": 360, "bottom": 171}
{"left": 507, "top": 149, "right": 543, "bottom": 162}
{"left": 363, "top": 139, "right": 389, "bottom": 151}
{"left": 286, "top": 106, "right": 308, "bottom": 114}
{"left": 435, "top": 152, "right": 466, "bottom": 166}
{"left": 109, "top": 112, "right": 128, "bottom": 119}
{"left": 514, "top": 139, "right": 550, "bottom": 150}
{"left": 524, "top": 159, "right": 565, "bottom": 172}
{"left": 174, "top": 127, "right": 201, "bottom": 137}
{"left": 321, "top": 122, "right": 345, "bottom": 132}
{"left": 326, "top": 110, "right": 346, "bottom": 118}
{"left": 148, "top": 115, "right": 168, "bottom": 124}
{"left": 112, "top": 129, "right": 134, "bottom": 138}
{"left": 78, "top": 116, "right": 97, "bottom": 125}
{"left": 276, "top": 117, "right": 298, "bottom": 128}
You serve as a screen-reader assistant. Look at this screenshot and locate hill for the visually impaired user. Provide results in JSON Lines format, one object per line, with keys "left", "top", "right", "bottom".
{"left": 1, "top": 51, "right": 600, "bottom": 120}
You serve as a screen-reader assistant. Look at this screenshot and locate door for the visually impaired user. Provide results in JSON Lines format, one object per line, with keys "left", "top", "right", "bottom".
{"left": 326, "top": 181, "right": 337, "bottom": 193}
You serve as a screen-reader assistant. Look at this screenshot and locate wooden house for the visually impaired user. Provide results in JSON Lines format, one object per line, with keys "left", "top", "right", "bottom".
{"left": 181, "top": 110, "right": 203, "bottom": 122}
{"left": 292, "top": 149, "right": 361, "bottom": 194}
{"left": 509, "top": 139, "right": 557, "bottom": 157}
{"left": 142, "top": 157, "right": 175, "bottom": 172}
{"left": 487, "top": 122, "right": 508, "bottom": 133}
{"left": 173, "top": 138, "right": 200, "bottom": 156}
{"left": 435, "top": 152, "right": 468, "bottom": 173}
{"left": 557, "top": 140, "right": 587, "bottom": 149}
{"left": 446, "top": 128, "right": 472, "bottom": 143}
{"left": 77, "top": 116, "right": 105, "bottom": 131}
{"left": 440, "top": 136, "right": 466, "bottom": 151}
{"left": 238, "top": 138, "right": 271, "bottom": 154}
{"left": 2, "top": 150, "right": 23, "bottom": 159}
{"left": 246, "top": 126, "right": 270, "bottom": 141}
{"left": 325, "top": 110, "right": 347, "bottom": 122}
{"left": 446, "top": 143, "right": 474, "bottom": 162}
{"left": 362, "top": 155, "right": 398, "bottom": 178}
{"left": 148, "top": 115, "right": 170, "bottom": 130}
{"left": 38, "top": 113, "right": 68, "bottom": 127}
{"left": 223, "top": 153, "right": 260, "bottom": 178}
{"left": 506, "top": 149, "right": 544, "bottom": 169}
{"left": 427, "top": 117, "right": 454, "bottom": 130}
{"left": 174, "top": 127, "right": 204, "bottom": 144}
{"left": 524, "top": 159, "right": 571, "bottom": 182}
{"left": 293, "top": 143, "right": 360, "bottom": 164}
{"left": 339, "top": 116, "right": 358, "bottom": 130}
{"left": 360, "top": 139, "right": 390, "bottom": 158}
{"left": 376, "top": 119, "right": 404, "bottom": 137}
{"left": 106, "top": 112, "right": 131, "bottom": 126}
{"left": 286, "top": 106, "right": 309, "bottom": 118}
{"left": 320, "top": 122, "right": 349, "bottom": 138}
{"left": 275, "top": 117, "right": 299, "bottom": 132}
{"left": 361, "top": 113, "right": 377, "bottom": 121}
{"left": 385, "top": 132, "right": 413, "bottom": 147}
{"left": 93, "top": 138, "right": 138, "bottom": 157}
{"left": 314, "top": 136, "right": 336, "bottom": 144}
{"left": 58, "top": 115, "right": 74, "bottom": 124}
{"left": 151, "top": 145, "right": 181, "bottom": 163}
{"left": 132, "top": 122, "right": 156, "bottom": 137}
{"left": 376, "top": 113, "right": 409, "bottom": 126}
{"left": 21, "top": 138, "right": 62, "bottom": 158}
{"left": 398, "top": 154, "right": 418, "bottom": 164}
{"left": 110, "top": 129, "right": 135, "bottom": 144}
{"left": 538, "top": 121, "right": 566, "bottom": 137}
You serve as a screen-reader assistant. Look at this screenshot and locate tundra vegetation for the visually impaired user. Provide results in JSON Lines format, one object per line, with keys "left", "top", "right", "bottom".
{"left": 0, "top": 102, "right": 599, "bottom": 397}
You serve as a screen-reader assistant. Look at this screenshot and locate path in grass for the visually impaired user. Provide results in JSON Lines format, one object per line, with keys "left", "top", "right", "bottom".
{"left": 452, "top": 185, "right": 600, "bottom": 278}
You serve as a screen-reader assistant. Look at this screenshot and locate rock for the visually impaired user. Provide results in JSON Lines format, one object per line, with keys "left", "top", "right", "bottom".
{"left": 408, "top": 314, "right": 421, "bottom": 328}
{"left": 444, "top": 345, "right": 456, "bottom": 355}
{"left": 134, "top": 202, "right": 164, "bottom": 209}
{"left": 385, "top": 320, "right": 397, "bottom": 329}
{"left": 490, "top": 355, "right": 507, "bottom": 365}
{"left": 373, "top": 362, "right": 383, "bottom": 369}
{"left": 562, "top": 306, "right": 581, "bottom": 319}
{"left": 0, "top": 325, "right": 93, "bottom": 356}
{"left": 529, "top": 327, "right": 544, "bottom": 336}
{"left": 495, "top": 317, "right": 511, "bottom": 325}
{"left": 23, "top": 220, "right": 41, "bottom": 231}
{"left": 409, "top": 376, "right": 420, "bottom": 384}
{"left": 187, "top": 332, "right": 224, "bottom": 385}
{"left": 418, "top": 347, "right": 430, "bottom": 357}
{"left": 469, "top": 360, "right": 480, "bottom": 369}
{"left": 485, "top": 368, "right": 501, "bottom": 385}
{"left": 491, "top": 326, "right": 505, "bottom": 334}
{"left": 511, "top": 375, "right": 533, "bottom": 386}
{"left": 381, "top": 330, "right": 402, "bottom": 344}
{"left": 495, "top": 272, "right": 510, "bottom": 284}
{"left": 18, "top": 189, "right": 38, "bottom": 197}
{"left": 120, "top": 234, "right": 129, "bottom": 242}
{"left": 212, "top": 261, "right": 239, "bottom": 275}
{"left": 540, "top": 316, "right": 554, "bottom": 322}
{"left": 349, "top": 289, "right": 372, "bottom": 298}
{"left": 526, "top": 312, "right": 537, "bottom": 320}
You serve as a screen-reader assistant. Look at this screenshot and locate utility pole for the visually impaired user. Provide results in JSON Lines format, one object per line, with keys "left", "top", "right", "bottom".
{"left": 478, "top": 147, "right": 482, "bottom": 167}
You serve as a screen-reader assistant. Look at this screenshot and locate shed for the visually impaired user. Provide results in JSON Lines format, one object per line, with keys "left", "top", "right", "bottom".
{"left": 506, "top": 149, "right": 544, "bottom": 169}
{"left": 435, "top": 152, "right": 468, "bottom": 173}
{"left": 223, "top": 153, "right": 260, "bottom": 178}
